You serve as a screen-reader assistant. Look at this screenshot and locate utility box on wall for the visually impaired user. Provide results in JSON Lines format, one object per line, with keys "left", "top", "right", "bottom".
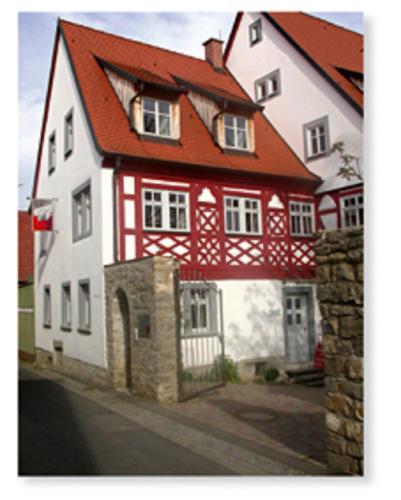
{"left": 137, "top": 313, "right": 151, "bottom": 338}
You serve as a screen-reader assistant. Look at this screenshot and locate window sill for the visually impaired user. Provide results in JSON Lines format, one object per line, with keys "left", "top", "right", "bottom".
{"left": 61, "top": 325, "right": 72, "bottom": 332}
{"left": 305, "top": 151, "right": 330, "bottom": 162}
{"left": 73, "top": 231, "right": 92, "bottom": 243}
{"left": 223, "top": 148, "right": 255, "bottom": 157}
{"left": 77, "top": 327, "right": 91, "bottom": 335}
{"left": 138, "top": 133, "right": 180, "bottom": 146}
{"left": 256, "top": 92, "right": 280, "bottom": 103}
{"left": 225, "top": 231, "right": 263, "bottom": 238}
{"left": 43, "top": 323, "right": 51, "bottom": 329}
{"left": 143, "top": 228, "right": 191, "bottom": 234}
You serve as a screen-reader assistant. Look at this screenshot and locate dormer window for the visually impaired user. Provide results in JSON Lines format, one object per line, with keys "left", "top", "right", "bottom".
{"left": 142, "top": 98, "right": 172, "bottom": 138}
{"left": 224, "top": 115, "right": 249, "bottom": 151}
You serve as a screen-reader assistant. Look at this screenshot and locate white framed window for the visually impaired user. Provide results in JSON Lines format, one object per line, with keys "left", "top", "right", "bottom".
{"left": 224, "top": 196, "right": 261, "bottom": 235}
{"left": 64, "top": 108, "right": 73, "bottom": 158}
{"left": 249, "top": 19, "right": 262, "bottom": 46}
{"left": 48, "top": 131, "right": 56, "bottom": 174}
{"left": 72, "top": 181, "right": 92, "bottom": 242}
{"left": 341, "top": 193, "right": 364, "bottom": 227}
{"left": 224, "top": 115, "right": 249, "bottom": 151}
{"left": 143, "top": 189, "right": 189, "bottom": 231}
{"left": 304, "top": 116, "right": 330, "bottom": 160}
{"left": 43, "top": 285, "right": 51, "bottom": 328}
{"left": 181, "top": 283, "right": 218, "bottom": 336}
{"left": 61, "top": 282, "right": 72, "bottom": 330}
{"left": 142, "top": 97, "right": 172, "bottom": 138}
{"left": 255, "top": 69, "right": 281, "bottom": 102}
{"left": 78, "top": 280, "right": 91, "bottom": 333}
{"left": 289, "top": 201, "right": 315, "bottom": 236}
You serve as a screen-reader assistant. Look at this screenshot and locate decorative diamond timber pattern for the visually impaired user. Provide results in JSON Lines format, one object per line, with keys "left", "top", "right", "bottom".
{"left": 225, "top": 238, "right": 264, "bottom": 266}
{"left": 196, "top": 205, "right": 221, "bottom": 266}
{"left": 291, "top": 240, "right": 315, "bottom": 267}
{"left": 143, "top": 234, "right": 192, "bottom": 263}
{"left": 267, "top": 210, "right": 287, "bottom": 237}
{"left": 267, "top": 241, "right": 289, "bottom": 267}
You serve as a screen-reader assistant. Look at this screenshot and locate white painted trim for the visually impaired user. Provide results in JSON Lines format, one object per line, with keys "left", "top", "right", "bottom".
{"left": 224, "top": 195, "right": 262, "bottom": 236}
{"left": 223, "top": 187, "right": 261, "bottom": 195}
{"left": 142, "top": 188, "right": 191, "bottom": 232}
{"left": 142, "top": 178, "right": 190, "bottom": 187}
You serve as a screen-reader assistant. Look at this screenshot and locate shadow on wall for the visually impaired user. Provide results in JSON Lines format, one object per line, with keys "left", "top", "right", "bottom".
{"left": 226, "top": 282, "right": 284, "bottom": 361}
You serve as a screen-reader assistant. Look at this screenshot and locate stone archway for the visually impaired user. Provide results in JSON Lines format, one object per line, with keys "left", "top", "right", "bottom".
{"left": 110, "top": 288, "right": 131, "bottom": 390}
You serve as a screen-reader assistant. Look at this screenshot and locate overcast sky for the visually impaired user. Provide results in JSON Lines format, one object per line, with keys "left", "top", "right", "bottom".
{"left": 18, "top": 11, "right": 363, "bottom": 209}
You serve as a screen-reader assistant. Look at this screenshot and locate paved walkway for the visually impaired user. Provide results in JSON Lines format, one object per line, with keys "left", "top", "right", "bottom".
{"left": 169, "top": 383, "right": 327, "bottom": 468}
{"left": 20, "top": 363, "right": 328, "bottom": 475}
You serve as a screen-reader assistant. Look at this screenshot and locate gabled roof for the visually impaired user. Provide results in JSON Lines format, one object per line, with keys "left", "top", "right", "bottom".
{"left": 18, "top": 211, "right": 34, "bottom": 283}
{"left": 32, "top": 19, "right": 320, "bottom": 197}
{"left": 224, "top": 12, "right": 363, "bottom": 114}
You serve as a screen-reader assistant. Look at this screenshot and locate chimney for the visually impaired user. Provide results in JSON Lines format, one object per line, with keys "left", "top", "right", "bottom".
{"left": 203, "top": 38, "right": 224, "bottom": 70}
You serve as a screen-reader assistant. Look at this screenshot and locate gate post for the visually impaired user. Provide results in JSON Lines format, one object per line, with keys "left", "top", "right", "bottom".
{"left": 104, "top": 256, "right": 180, "bottom": 404}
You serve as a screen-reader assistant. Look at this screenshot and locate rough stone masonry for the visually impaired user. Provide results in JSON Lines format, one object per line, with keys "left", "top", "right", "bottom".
{"left": 314, "top": 227, "right": 364, "bottom": 475}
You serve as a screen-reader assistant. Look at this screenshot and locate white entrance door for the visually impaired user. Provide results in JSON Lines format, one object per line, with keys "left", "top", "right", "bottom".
{"left": 285, "top": 293, "right": 311, "bottom": 364}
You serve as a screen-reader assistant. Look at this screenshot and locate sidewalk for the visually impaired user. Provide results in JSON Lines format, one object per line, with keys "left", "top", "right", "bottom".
{"left": 20, "top": 363, "right": 328, "bottom": 475}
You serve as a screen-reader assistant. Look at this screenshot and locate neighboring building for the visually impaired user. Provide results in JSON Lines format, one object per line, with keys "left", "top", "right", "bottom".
{"left": 224, "top": 12, "right": 364, "bottom": 231}
{"left": 32, "top": 18, "right": 328, "bottom": 383}
{"left": 18, "top": 211, "right": 35, "bottom": 361}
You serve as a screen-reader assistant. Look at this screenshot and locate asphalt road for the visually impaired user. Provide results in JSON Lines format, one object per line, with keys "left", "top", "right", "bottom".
{"left": 18, "top": 368, "right": 233, "bottom": 476}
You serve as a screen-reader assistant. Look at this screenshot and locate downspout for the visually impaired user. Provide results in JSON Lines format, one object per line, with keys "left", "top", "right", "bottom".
{"left": 113, "top": 155, "right": 121, "bottom": 263}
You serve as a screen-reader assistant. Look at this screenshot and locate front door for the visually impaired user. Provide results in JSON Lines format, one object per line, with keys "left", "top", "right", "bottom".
{"left": 284, "top": 289, "right": 314, "bottom": 364}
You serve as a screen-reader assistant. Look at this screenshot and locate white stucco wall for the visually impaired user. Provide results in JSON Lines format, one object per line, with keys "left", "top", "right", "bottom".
{"left": 34, "top": 37, "right": 109, "bottom": 368}
{"left": 226, "top": 12, "right": 363, "bottom": 193}
{"left": 216, "top": 279, "right": 322, "bottom": 363}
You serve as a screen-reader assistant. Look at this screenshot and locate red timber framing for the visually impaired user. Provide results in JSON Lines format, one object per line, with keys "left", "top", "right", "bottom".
{"left": 113, "top": 158, "right": 318, "bottom": 281}
{"left": 315, "top": 184, "right": 363, "bottom": 231}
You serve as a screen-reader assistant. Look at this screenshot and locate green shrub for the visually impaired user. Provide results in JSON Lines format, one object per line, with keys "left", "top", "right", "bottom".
{"left": 264, "top": 367, "right": 280, "bottom": 382}
{"left": 211, "top": 356, "right": 241, "bottom": 383}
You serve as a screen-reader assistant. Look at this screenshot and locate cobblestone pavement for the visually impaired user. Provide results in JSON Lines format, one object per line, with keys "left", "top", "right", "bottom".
{"left": 168, "top": 383, "right": 327, "bottom": 467}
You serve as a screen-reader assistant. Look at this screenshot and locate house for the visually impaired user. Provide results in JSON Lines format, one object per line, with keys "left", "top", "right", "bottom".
{"left": 18, "top": 210, "right": 35, "bottom": 361}
{"left": 32, "top": 18, "right": 327, "bottom": 390}
{"left": 224, "top": 12, "right": 364, "bottom": 231}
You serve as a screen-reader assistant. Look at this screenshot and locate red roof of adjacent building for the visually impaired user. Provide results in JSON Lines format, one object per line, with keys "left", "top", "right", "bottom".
{"left": 32, "top": 19, "right": 320, "bottom": 198}
{"left": 18, "top": 211, "right": 34, "bottom": 283}
{"left": 225, "top": 12, "right": 363, "bottom": 112}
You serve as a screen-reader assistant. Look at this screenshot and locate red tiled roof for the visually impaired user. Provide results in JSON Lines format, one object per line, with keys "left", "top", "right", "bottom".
{"left": 18, "top": 211, "right": 34, "bottom": 283}
{"left": 225, "top": 12, "right": 363, "bottom": 112}
{"left": 55, "top": 20, "right": 318, "bottom": 183}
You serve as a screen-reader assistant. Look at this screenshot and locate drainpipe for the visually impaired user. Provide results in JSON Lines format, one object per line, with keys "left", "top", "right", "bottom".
{"left": 113, "top": 155, "right": 121, "bottom": 263}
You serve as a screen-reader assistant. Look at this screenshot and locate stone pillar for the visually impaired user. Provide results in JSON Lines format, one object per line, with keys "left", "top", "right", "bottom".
{"left": 314, "top": 228, "right": 364, "bottom": 475}
{"left": 104, "top": 256, "right": 180, "bottom": 404}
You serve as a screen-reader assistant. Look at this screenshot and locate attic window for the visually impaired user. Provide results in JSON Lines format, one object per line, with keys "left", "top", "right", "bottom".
{"left": 249, "top": 19, "right": 262, "bottom": 46}
{"left": 224, "top": 115, "right": 249, "bottom": 151}
{"left": 142, "top": 98, "right": 172, "bottom": 138}
{"left": 255, "top": 69, "right": 281, "bottom": 102}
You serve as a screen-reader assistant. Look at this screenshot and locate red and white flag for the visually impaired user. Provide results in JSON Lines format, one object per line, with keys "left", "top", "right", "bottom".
{"left": 31, "top": 199, "right": 54, "bottom": 231}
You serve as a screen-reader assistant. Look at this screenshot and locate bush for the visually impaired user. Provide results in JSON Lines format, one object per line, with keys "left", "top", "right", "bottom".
{"left": 211, "top": 356, "right": 241, "bottom": 383}
{"left": 264, "top": 367, "right": 280, "bottom": 383}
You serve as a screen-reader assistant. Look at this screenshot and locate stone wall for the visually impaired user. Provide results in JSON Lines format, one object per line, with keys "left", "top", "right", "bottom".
{"left": 104, "top": 256, "right": 180, "bottom": 404}
{"left": 314, "top": 227, "right": 364, "bottom": 475}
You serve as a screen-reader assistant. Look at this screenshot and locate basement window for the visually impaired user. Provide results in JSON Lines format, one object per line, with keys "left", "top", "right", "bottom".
{"left": 43, "top": 285, "right": 51, "bottom": 328}
{"left": 78, "top": 280, "right": 91, "bottom": 333}
{"left": 61, "top": 282, "right": 72, "bottom": 330}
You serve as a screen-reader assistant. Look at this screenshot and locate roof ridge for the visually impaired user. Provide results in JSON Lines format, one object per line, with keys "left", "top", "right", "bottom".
{"left": 295, "top": 11, "right": 363, "bottom": 37}
{"left": 59, "top": 18, "right": 214, "bottom": 67}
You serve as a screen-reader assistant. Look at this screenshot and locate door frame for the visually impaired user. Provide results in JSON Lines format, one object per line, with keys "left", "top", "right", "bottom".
{"left": 282, "top": 285, "right": 316, "bottom": 365}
